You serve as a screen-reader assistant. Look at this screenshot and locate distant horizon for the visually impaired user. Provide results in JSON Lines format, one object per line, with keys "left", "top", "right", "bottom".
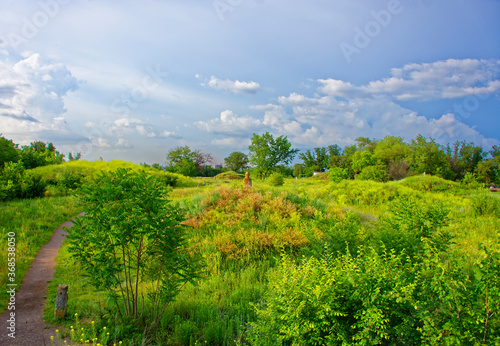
{"left": 1, "top": 0, "right": 499, "bottom": 165}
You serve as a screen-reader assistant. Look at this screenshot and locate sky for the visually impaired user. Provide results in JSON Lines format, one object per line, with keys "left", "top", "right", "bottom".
{"left": 0, "top": 0, "right": 499, "bottom": 165}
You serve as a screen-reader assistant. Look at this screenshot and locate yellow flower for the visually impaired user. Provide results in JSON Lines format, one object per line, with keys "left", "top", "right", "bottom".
{"left": 50, "top": 336, "right": 54, "bottom": 340}
{"left": 56, "top": 329, "right": 59, "bottom": 333}
{"left": 91, "top": 321, "right": 94, "bottom": 324}
{"left": 103, "top": 326, "right": 106, "bottom": 330}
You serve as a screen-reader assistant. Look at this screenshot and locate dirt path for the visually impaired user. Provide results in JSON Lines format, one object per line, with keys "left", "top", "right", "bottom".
{"left": 0, "top": 213, "right": 84, "bottom": 346}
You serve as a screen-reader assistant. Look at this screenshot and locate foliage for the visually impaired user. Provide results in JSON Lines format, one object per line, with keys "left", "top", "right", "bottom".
{"left": 408, "top": 135, "right": 453, "bottom": 179}
{"left": 299, "top": 146, "right": 341, "bottom": 172}
{"left": 329, "top": 167, "right": 350, "bottom": 183}
{"left": 0, "top": 162, "right": 47, "bottom": 201}
{"left": 351, "top": 150, "right": 376, "bottom": 173}
{"left": 357, "top": 165, "right": 387, "bottom": 182}
{"left": 66, "top": 169, "right": 199, "bottom": 323}
{"left": 224, "top": 151, "right": 249, "bottom": 172}
{"left": 166, "top": 146, "right": 213, "bottom": 177}
{"left": 0, "top": 135, "right": 20, "bottom": 169}
{"left": 267, "top": 172, "right": 284, "bottom": 186}
{"left": 41, "top": 172, "right": 500, "bottom": 344}
{"left": 0, "top": 196, "right": 81, "bottom": 314}
{"left": 19, "top": 140, "right": 65, "bottom": 169}
{"left": 249, "top": 247, "right": 420, "bottom": 346}
{"left": 248, "top": 132, "right": 299, "bottom": 179}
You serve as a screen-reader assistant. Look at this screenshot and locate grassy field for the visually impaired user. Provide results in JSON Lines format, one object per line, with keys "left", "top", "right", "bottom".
{"left": 0, "top": 195, "right": 82, "bottom": 312}
{"left": 3, "top": 161, "right": 500, "bottom": 345}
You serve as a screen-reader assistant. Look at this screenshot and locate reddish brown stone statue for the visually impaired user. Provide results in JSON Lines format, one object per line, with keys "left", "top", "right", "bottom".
{"left": 243, "top": 171, "right": 252, "bottom": 189}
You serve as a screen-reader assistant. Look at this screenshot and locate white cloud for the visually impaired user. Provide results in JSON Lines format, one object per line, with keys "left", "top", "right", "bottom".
{"left": 116, "top": 138, "right": 132, "bottom": 148}
{"left": 319, "top": 59, "right": 500, "bottom": 101}
{"left": 206, "top": 76, "right": 261, "bottom": 94}
{"left": 0, "top": 52, "right": 81, "bottom": 145}
{"left": 211, "top": 137, "right": 251, "bottom": 148}
{"left": 195, "top": 109, "right": 262, "bottom": 135}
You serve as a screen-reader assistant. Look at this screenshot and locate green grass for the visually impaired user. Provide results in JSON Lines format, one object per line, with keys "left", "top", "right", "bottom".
{"left": 3, "top": 169, "right": 498, "bottom": 344}
{"left": 0, "top": 196, "right": 83, "bottom": 314}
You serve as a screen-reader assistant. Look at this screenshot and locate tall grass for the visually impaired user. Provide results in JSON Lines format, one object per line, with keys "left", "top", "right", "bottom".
{"left": 0, "top": 196, "right": 82, "bottom": 313}
{"left": 39, "top": 174, "right": 500, "bottom": 344}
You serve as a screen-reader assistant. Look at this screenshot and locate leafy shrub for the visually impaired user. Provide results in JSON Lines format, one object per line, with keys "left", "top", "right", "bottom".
{"left": 378, "top": 196, "right": 451, "bottom": 257}
{"left": 0, "top": 161, "right": 24, "bottom": 200}
{"left": 249, "top": 247, "right": 419, "bottom": 345}
{"left": 357, "top": 165, "right": 387, "bottom": 182}
{"left": 66, "top": 169, "right": 199, "bottom": 323}
{"left": 56, "top": 169, "right": 85, "bottom": 190}
{"left": 470, "top": 192, "right": 499, "bottom": 217}
{"left": 21, "top": 171, "right": 47, "bottom": 198}
{"left": 398, "top": 175, "right": 462, "bottom": 193}
{"left": 329, "top": 167, "right": 349, "bottom": 183}
{"left": 267, "top": 172, "right": 284, "bottom": 186}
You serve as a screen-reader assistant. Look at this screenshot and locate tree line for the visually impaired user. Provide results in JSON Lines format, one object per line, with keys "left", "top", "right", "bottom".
{"left": 2, "top": 133, "right": 499, "bottom": 185}
{"left": 162, "top": 133, "right": 499, "bottom": 184}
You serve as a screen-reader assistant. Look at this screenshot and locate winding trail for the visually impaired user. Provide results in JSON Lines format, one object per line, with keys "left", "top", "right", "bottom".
{"left": 0, "top": 213, "right": 84, "bottom": 346}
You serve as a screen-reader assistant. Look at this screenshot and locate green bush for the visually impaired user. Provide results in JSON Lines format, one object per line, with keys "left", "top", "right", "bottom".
{"left": 329, "top": 167, "right": 349, "bottom": 183}
{"left": 249, "top": 247, "right": 419, "bottom": 345}
{"left": 357, "top": 165, "right": 387, "bottom": 182}
{"left": 66, "top": 169, "right": 199, "bottom": 324}
{"left": 267, "top": 172, "right": 284, "bottom": 186}
{"left": 470, "top": 192, "right": 499, "bottom": 217}
{"left": 56, "top": 169, "right": 85, "bottom": 190}
{"left": 21, "top": 171, "right": 47, "bottom": 199}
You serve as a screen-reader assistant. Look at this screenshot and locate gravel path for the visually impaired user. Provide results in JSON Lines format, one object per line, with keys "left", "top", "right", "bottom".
{"left": 0, "top": 213, "right": 84, "bottom": 346}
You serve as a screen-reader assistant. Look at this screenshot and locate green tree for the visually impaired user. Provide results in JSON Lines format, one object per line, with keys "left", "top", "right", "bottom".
{"left": 355, "top": 136, "right": 377, "bottom": 153}
{"left": 447, "top": 141, "right": 486, "bottom": 180}
{"left": 68, "top": 152, "right": 82, "bottom": 161}
{"left": 166, "top": 146, "right": 213, "bottom": 177}
{"left": 299, "top": 147, "right": 329, "bottom": 172}
{"left": 293, "top": 163, "right": 305, "bottom": 178}
{"left": 373, "top": 136, "right": 409, "bottom": 166}
{"left": 0, "top": 135, "right": 20, "bottom": 169}
{"left": 248, "top": 132, "right": 299, "bottom": 179}
{"left": 351, "top": 150, "right": 376, "bottom": 174}
{"left": 224, "top": 151, "right": 249, "bottom": 172}
{"left": 19, "top": 140, "right": 64, "bottom": 169}
{"left": 475, "top": 160, "right": 497, "bottom": 184}
{"left": 67, "top": 169, "right": 198, "bottom": 323}
{"left": 408, "top": 135, "right": 453, "bottom": 179}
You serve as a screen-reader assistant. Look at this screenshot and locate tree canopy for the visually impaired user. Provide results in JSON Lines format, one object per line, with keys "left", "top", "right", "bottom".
{"left": 248, "top": 132, "right": 299, "bottom": 179}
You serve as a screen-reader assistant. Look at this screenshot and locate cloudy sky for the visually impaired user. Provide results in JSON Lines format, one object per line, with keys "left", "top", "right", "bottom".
{"left": 0, "top": 0, "right": 499, "bottom": 165}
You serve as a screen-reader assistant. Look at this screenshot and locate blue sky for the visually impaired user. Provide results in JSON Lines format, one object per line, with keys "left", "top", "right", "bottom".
{"left": 0, "top": 0, "right": 499, "bottom": 165}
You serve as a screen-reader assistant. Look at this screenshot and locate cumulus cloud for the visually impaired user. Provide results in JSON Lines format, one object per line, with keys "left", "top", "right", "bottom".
{"left": 319, "top": 59, "right": 500, "bottom": 101}
{"left": 0, "top": 52, "right": 80, "bottom": 144}
{"left": 195, "top": 109, "right": 262, "bottom": 135}
{"left": 197, "top": 59, "right": 499, "bottom": 150}
{"left": 205, "top": 76, "right": 261, "bottom": 94}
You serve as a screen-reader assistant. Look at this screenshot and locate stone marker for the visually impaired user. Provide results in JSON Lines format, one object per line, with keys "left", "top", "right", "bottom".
{"left": 243, "top": 171, "right": 252, "bottom": 189}
{"left": 54, "top": 284, "right": 68, "bottom": 318}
